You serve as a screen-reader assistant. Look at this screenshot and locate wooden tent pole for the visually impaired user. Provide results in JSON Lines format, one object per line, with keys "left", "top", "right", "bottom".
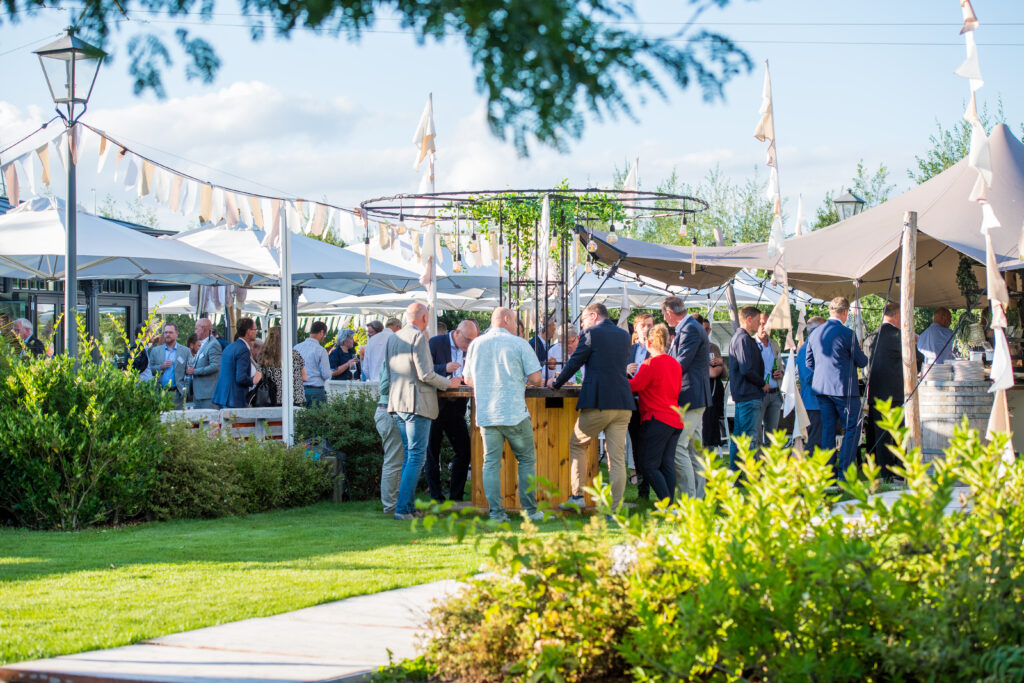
{"left": 900, "top": 211, "right": 922, "bottom": 451}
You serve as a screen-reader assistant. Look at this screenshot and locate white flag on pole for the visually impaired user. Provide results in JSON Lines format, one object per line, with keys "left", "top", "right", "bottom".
{"left": 413, "top": 93, "right": 436, "bottom": 172}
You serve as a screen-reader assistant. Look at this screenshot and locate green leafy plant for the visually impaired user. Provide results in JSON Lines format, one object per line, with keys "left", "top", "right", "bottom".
{"left": 150, "top": 421, "right": 333, "bottom": 520}
{"left": 390, "top": 403, "right": 1024, "bottom": 681}
{"left": 0, "top": 351, "right": 171, "bottom": 529}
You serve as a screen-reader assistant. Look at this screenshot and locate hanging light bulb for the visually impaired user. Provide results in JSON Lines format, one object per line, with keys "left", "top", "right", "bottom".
{"left": 678, "top": 213, "right": 688, "bottom": 238}
{"left": 585, "top": 259, "right": 593, "bottom": 274}
{"left": 453, "top": 254, "right": 463, "bottom": 273}
{"left": 587, "top": 238, "right": 598, "bottom": 252}
{"left": 607, "top": 222, "right": 619, "bottom": 245}
{"left": 469, "top": 232, "right": 480, "bottom": 253}
{"left": 396, "top": 211, "right": 408, "bottom": 235}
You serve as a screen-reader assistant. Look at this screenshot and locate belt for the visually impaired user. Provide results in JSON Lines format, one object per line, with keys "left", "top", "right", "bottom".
{"left": 765, "top": 387, "right": 778, "bottom": 394}
{"left": 304, "top": 384, "right": 325, "bottom": 390}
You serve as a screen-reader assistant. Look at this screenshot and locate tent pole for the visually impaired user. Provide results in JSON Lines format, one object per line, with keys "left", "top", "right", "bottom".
{"left": 712, "top": 226, "right": 740, "bottom": 333}
{"left": 280, "top": 202, "right": 295, "bottom": 447}
{"left": 900, "top": 211, "right": 921, "bottom": 452}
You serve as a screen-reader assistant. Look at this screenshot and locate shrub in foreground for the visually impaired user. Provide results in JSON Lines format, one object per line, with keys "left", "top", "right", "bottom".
{"left": 0, "top": 354, "right": 170, "bottom": 529}
{"left": 150, "top": 421, "right": 334, "bottom": 520}
{"left": 396, "top": 405, "right": 1024, "bottom": 682}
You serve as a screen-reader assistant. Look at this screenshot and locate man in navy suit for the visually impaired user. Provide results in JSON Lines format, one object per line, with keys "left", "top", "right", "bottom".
{"left": 550, "top": 303, "right": 634, "bottom": 512}
{"left": 213, "top": 317, "right": 262, "bottom": 409}
{"left": 425, "top": 319, "right": 479, "bottom": 502}
{"left": 806, "top": 296, "right": 869, "bottom": 481}
{"left": 661, "top": 296, "right": 711, "bottom": 499}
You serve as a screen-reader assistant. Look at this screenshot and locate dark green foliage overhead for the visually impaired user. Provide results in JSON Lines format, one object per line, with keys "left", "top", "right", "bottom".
{"left": 9, "top": 0, "right": 752, "bottom": 154}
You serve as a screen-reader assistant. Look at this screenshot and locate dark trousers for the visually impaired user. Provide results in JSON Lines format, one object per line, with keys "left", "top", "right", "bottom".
{"left": 805, "top": 409, "right": 822, "bottom": 454}
{"left": 628, "top": 409, "right": 650, "bottom": 499}
{"left": 866, "top": 401, "right": 900, "bottom": 479}
{"left": 638, "top": 418, "right": 680, "bottom": 503}
{"left": 819, "top": 394, "right": 861, "bottom": 481}
{"left": 426, "top": 398, "right": 471, "bottom": 502}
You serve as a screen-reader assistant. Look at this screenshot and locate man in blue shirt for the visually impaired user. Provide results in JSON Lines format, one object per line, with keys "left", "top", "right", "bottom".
{"left": 727, "top": 307, "right": 768, "bottom": 469}
{"left": 464, "top": 308, "right": 544, "bottom": 522}
{"left": 149, "top": 323, "right": 190, "bottom": 408}
{"left": 796, "top": 317, "right": 827, "bottom": 453}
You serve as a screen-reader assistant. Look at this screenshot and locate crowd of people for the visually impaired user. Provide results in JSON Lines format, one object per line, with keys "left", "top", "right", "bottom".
{"left": 124, "top": 290, "right": 961, "bottom": 518}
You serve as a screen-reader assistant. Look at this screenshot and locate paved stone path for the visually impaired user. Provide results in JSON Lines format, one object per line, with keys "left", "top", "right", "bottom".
{"left": 0, "top": 580, "right": 459, "bottom": 683}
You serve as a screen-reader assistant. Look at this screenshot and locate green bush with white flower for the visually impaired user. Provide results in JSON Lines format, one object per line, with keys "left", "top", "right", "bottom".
{"left": 380, "top": 401, "right": 1024, "bottom": 681}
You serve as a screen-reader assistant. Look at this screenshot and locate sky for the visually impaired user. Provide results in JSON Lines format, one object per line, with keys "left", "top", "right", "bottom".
{"left": 0, "top": 0, "right": 1022, "bottom": 232}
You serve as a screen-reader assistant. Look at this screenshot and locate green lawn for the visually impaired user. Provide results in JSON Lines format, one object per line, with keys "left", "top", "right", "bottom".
{"left": 0, "top": 501, "right": 495, "bottom": 666}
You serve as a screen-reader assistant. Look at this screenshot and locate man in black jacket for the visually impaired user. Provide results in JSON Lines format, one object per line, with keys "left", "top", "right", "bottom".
{"left": 12, "top": 318, "right": 45, "bottom": 357}
{"left": 728, "top": 306, "right": 769, "bottom": 470}
{"left": 426, "top": 319, "right": 479, "bottom": 501}
{"left": 863, "top": 302, "right": 922, "bottom": 480}
{"left": 550, "top": 303, "right": 634, "bottom": 512}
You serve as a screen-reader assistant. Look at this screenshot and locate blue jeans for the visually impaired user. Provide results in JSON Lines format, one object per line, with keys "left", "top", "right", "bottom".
{"left": 819, "top": 395, "right": 861, "bottom": 480}
{"left": 480, "top": 418, "right": 538, "bottom": 519}
{"left": 392, "top": 412, "right": 433, "bottom": 516}
{"left": 729, "top": 399, "right": 762, "bottom": 470}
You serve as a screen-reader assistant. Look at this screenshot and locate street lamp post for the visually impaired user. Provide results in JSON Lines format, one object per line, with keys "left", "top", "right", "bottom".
{"left": 832, "top": 188, "right": 866, "bottom": 222}
{"left": 33, "top": 30, "right": 105, "bottom": 358}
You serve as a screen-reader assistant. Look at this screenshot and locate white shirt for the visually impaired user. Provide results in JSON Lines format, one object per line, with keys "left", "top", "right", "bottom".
{"left": 362, "top": 328, "right": 393, "bottom": 382}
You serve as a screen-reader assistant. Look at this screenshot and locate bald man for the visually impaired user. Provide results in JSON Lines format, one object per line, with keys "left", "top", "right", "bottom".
{"left": 464, "top": 308, "right": 545, "bottom": 522}
{"left": 426, "top": 318, "right": 480, "bottom": 502}
{"left": 385, "top": 302, "right": 461, "bottom": 520}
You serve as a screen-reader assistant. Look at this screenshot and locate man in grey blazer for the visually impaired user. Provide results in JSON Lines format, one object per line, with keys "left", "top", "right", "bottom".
{"left": 186, "top": 317, "right": 222, "bottom": 409}
{"left": 385, "top": 302, "right": 460, "bottom": 520}
{"left": 149, "top": 322, "right": 191, "bottom": 408}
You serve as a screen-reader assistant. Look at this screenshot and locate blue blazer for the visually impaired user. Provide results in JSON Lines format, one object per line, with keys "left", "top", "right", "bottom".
{"left": 528, "top": 336, "right": 548, "bottom": 364}
{"left": 212, "top": 339, "right": 255, "bottom": 408}
{"left": 553, "top": 318, "right": 634, "bottom": 411}
{"left": 805, "top": 318, "right": 868, "bottom": 398}
{"left": 428, "top": 333, "right": 456, "bottom": 376}
{"left": 669, "top": 316, "right": 711, "bottom": 411}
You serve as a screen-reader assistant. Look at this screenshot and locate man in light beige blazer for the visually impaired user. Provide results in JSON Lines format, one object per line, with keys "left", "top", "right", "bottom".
{"left": 385, "top": 302, "right": 461, "bottom": 520}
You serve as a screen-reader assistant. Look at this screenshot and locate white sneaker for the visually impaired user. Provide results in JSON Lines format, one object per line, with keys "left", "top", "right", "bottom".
{"left": 490, "top": 511, "right": 510, "bottom": 523}
{"left": 526, "top": 510, "right": 546, "bottom": 522}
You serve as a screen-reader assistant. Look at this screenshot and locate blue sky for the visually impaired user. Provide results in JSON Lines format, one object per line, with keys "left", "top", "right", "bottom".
{"left": 0, "top": 0, "right": 1021, "bottom": 230}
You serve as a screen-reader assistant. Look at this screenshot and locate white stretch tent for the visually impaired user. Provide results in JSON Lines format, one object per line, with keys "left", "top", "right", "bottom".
{"left": 0, "top": 197, "right": 262, "bottom": 283}
{"left": 173, "top": 222, "right": 422, "bottom": 295}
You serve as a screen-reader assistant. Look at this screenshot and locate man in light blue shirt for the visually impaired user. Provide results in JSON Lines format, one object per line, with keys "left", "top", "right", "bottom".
{"left": 149, "top": 322, "right": 189, "bottom": 408}
{"left": 756, "top": 312, "right": 784, "bottom": 446}
{"left": 294, "top": 320, "right": 334, "bottom": 406}
{"left": 464, "top": 307, "right": 545, "bottom": 522}
{"left": 917, "top": 307, "right": 956, "bottom": 370}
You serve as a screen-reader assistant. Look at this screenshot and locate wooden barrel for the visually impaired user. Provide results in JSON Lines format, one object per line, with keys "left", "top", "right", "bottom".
{"left": 917, "top": 380, "right": 993, "bottom": 463}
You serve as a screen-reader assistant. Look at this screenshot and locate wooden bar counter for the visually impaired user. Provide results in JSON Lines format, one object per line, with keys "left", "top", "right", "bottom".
{"left": 439, "top": 386, "right": 600, "bottom": 511}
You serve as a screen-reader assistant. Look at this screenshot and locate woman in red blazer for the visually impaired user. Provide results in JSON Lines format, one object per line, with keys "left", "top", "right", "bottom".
{"left": 628, "top": 324, "right": 683, "bottom": 503}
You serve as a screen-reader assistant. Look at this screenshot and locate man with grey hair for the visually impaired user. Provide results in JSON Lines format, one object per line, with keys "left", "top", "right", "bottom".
{"left": 11, "top": 318, "right": 45, "bottom": 357}
{"left": 186, "top": 317, "right": 222, "bottom": 409}
{"left": 426, "top": 318, "right": 480, "bottom": 502}
{"left": 806, "top": 296, "right": 868, "bottom": 480}
{"left": 917, "top": 306, "right": 955, "bottom": 370}
{"left": 464, "top": 307, "right": 544, "bottom": 522}
{"left": 660, "top": 295, "right": 711, "bottom": 499}
{"left": 385, "top": 302, "right": 460, "bottom": 520}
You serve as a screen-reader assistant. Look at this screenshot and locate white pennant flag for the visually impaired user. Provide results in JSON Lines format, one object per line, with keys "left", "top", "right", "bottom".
{"left": 97, "top": 135, "right": 111, "bottom": 173}
{"left": 617, "top": 282, "right": 631, "bottom": 331}
{"left": 954, "top": 31, "right": 984, "bottom": 91}
{"left": 121, "top": 154, "right": 139, "bottom": 189}
{"left": 238, "top": 194, "right": 253, "bottom": 226}
{"left": 792, "top": 194, "right": 807, "bottom": 237}
{"left": 412, "top": 93, "right": 436, "bottom": 171}
{"left": 21, "top": 153, "right": 36, "bottom": 196}
{"left": 623, "top": 157, "right": 639, "bottom": 219}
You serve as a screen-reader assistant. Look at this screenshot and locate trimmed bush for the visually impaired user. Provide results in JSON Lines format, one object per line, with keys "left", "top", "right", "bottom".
{"left": 295, "top": 390, "right": 384, "bottom": 501}
{"left": 150, "top": 421, "right": 334, "bottom": 520}
{"left": 399, "top": 404, "right": 1024, "bottom": 682}
{"left": 0, "top": 353, "right": 170, "bottom": 529}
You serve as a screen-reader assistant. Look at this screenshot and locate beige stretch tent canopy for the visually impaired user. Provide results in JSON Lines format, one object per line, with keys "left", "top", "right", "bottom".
{"left": 583, "top": 125, "right": 1024, "bottom": 308}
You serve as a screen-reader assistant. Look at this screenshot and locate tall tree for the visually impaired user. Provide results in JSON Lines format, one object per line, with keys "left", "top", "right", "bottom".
{"left": 14, "top": 0, "right": 753, "bottom": 154}
{"left": 623, "top": 164, "right": 774, "bottom": 248}
{"left": 908, "top": 99, "right": 1008, "bottom": 184}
